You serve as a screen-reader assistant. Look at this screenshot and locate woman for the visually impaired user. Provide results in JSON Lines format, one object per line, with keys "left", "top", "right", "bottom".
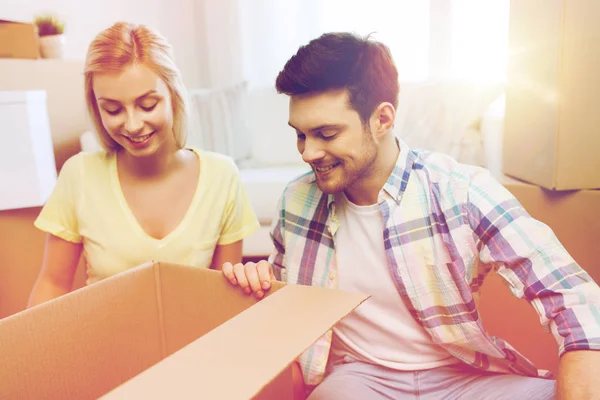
{"left": 28, "top": 22, "right": 259, "bottom": 306}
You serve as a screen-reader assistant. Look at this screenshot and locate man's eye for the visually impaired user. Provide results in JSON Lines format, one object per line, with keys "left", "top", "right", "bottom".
{"left": 297, "top": 133, "right": 306, "bottom": 141}
{"left": 320, "top": 131, "right": 337, "bottom": 140}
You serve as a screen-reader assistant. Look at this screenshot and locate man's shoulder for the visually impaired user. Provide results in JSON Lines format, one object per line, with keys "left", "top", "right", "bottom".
{"left": 411, "top": 149, "right": 488, "bottom": 191}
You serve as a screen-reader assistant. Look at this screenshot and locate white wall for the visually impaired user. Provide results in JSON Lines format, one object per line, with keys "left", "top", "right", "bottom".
{"left": 0, "top": 0, "right": 203, "bottom": 88}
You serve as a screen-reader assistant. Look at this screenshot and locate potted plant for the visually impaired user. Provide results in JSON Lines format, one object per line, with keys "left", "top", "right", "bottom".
{"left": 35, "top": 15, "right": 65, "bottom": 59}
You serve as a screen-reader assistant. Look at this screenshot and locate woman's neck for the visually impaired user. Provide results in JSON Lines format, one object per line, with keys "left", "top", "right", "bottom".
{"left": 117, "top": 141, "right": 181, "bottom": 179}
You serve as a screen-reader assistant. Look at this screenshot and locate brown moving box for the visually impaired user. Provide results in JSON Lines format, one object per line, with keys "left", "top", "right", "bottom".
{"left": 479, "top": 176, "right": 600, "bottom": 376}
{"left": 504, "top": 0, "right": 600, "bottom": 190}
{"left": 503, "top": 176, "right": 600, "bottom": 273}
{"left": 0, "top": 20, "right": 40, "bottom": 59}
{"left": 0, "top": 262, "right": 367, "bottom": 399}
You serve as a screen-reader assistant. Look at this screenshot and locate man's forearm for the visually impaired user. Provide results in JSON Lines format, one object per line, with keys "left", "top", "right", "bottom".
{"left": 292, "top": 361, "right": 307, "bottom": 400}
{"left": 557, "top": 350, "right": 600, "bottom": 400}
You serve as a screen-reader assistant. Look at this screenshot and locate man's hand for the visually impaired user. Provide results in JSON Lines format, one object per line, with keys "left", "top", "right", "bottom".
{"left": 222, "top": 260, "right": 274, "bottom": 299}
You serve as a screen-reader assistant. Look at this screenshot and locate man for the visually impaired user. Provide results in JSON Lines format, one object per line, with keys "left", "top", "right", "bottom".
{"left": 222, "top": 33, "right": 600, "bottom": 399}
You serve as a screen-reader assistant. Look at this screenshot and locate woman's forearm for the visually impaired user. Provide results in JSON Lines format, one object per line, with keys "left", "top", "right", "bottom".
{"left": 27, "top": 277, "right": 71, "bottom": 308}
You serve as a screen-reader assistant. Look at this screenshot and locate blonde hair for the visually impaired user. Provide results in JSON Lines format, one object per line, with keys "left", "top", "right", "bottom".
{"left": 84, "top": 22, "right": 188, "bottom": 150}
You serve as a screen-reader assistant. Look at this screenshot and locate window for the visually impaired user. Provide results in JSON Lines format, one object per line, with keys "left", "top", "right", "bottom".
{"left": 239, "top": 0, "right": 510, "bottom": 85}
{"left": 450, "top": 0, "right": 510, "bottom": 82}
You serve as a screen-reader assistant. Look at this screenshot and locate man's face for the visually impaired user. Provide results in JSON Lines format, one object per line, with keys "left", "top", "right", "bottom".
{"left": 289, "top": 89, "right": 378, "bottom": 195}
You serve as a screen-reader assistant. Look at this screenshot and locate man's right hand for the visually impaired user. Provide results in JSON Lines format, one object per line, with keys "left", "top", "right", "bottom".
{"left": 222, "top": 260, "right": 274, "bottom": 299}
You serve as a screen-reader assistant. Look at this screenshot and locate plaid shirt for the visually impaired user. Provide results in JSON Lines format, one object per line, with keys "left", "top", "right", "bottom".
{"left": 268, "top": 140, "right": 600, "bottom": 387}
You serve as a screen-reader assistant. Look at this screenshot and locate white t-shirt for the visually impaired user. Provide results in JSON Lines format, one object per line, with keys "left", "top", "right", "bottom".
{"left": 331, "top": 192, "right": 455, "bottom": 370}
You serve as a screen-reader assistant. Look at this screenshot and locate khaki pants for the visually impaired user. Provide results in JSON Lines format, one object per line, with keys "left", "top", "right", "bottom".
{"left": 308, "top": 359, "right": 555, "bottom": 400}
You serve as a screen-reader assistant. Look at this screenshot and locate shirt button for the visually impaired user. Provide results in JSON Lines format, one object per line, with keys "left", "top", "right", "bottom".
{"left": 328, "top": 272, "right": 336, "bottom": 281}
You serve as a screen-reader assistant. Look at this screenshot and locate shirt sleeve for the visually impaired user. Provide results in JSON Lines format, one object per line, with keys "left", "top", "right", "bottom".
{"left": 217, "top": 160, "right": 260, "bottom": 245}
{"left": 466, "top": 169, "right": 600, "bottom": 356}
{"left": 267, "top": 192, "right": 286, "bottom": 281}
{"left": 34, "top": 155, "right": 82, "bottom": 243}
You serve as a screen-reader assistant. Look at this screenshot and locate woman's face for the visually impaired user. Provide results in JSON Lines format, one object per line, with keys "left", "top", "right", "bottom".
{"left": 93, "top": 64, "right": 175, "bottom": 157}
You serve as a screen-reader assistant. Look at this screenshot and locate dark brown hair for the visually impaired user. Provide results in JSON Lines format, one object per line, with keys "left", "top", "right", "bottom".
{"left": 276, "top": 32, "right": 399, "bottom": 124}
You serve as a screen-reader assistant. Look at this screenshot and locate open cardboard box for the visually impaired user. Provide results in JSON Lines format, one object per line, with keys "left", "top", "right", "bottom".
{"left": 0, "top": 262, "right": 367, "bottom": 399}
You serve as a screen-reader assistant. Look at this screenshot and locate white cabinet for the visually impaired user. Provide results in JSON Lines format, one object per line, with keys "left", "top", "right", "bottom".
{"left": 0, "top": 90, "right": 57, "bottom": 210}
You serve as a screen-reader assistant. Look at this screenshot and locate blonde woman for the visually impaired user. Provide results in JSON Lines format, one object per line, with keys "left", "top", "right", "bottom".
{"left": 28, "top": 22, "right": 259, "bottom": 306}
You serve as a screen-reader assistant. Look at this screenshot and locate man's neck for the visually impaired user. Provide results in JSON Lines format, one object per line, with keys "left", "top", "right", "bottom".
{"left": 344, "top": 135, "right": 400, "bottom": 206}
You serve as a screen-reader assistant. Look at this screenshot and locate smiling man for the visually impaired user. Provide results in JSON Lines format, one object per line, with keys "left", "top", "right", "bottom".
{"left": 222, "top": 32, "right": 600, "bottom": 400}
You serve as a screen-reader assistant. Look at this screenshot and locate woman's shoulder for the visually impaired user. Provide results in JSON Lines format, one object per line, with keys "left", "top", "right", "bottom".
{"left": 59, "top": 150, "right": 113, "bottom": 178}
{"left": 65, "top": 150, "right": 112, "bottom": 165}
{"left": 188, "top": 148, "right": 238, "bottom": 174}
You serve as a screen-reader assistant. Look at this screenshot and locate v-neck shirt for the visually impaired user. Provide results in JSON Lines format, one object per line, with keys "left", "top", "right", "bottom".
{"left": 35, "top": 149, "right": 259, "bottom": 284}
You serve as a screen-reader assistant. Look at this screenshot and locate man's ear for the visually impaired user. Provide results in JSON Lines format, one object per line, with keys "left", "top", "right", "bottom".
{"left": 370, "top": 102, "right": 396, "bottom": 139}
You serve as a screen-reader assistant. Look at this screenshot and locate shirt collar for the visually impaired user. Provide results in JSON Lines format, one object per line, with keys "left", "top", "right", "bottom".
{"left": 382, "top": 137, "right": 415, "bottom": 205}
{"left": 327, "top": 136, "right": 415, "bottom": 214}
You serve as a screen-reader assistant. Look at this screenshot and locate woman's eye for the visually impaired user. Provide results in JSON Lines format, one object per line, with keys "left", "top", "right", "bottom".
{"left": 104, "top": 108, "right": 121, "bottom": 116}
{"left": 141, "top": 104, "right": 157, "bottom": 112}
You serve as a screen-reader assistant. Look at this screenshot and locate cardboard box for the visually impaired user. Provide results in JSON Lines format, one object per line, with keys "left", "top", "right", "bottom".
{"left": 0, "top": 262, "right": 367, "bottom": 399}
{"left": 480, "top": 176, "right": 600, "bottom": 377}
{"left": 504, "top": 0, "right": 600, "bottom": 190}
{"left": 0, "top": 20, "right": 40, "bottom": 59}
{"left": 503, "top": 176, "right": 600, "bottom": 273}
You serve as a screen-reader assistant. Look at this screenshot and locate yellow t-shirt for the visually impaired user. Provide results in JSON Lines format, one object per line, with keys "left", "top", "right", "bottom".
{"left": 34, "top": 148, "right": 259, "bottom": 284}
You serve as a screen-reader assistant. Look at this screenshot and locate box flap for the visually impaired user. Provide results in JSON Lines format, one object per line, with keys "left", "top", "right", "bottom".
{"left": 101, "top": 284, "right": 368, "bottom": 399}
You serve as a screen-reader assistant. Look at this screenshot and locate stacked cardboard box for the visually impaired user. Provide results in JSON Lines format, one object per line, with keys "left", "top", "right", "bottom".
{"left": 504, "top": 0, "right": 600, "bottom": 191}
{"left": 0, "top": 20, "right": 39, "bottom": 59}
{"left": 503, "top": 0, "right": 600, "bottom": 268}
{"left": 494, "top": 0, "right": 600, "bottom": 376}
{"left": 482, "top": 177, "right": 600, "bottom": 376}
